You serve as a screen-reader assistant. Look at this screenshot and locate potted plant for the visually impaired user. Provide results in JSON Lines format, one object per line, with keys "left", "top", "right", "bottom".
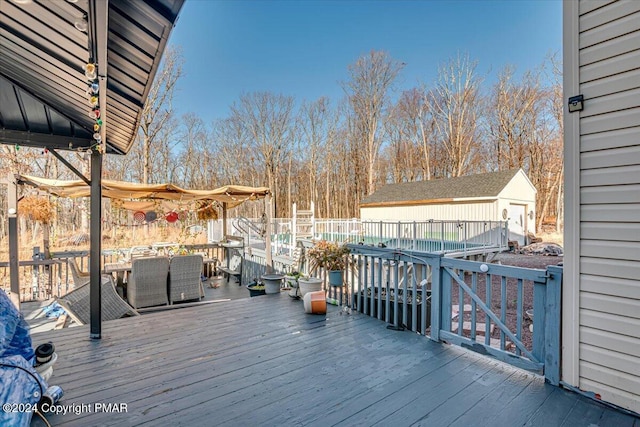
{"left": 284, "top": 271, "right": 302, "bottom": 298}
{"left": 306, "top": 240, "right": 350, "bottom": 286}
{"left": 246, "top": 280, "right": 266, "bottom": 297}
{"left": 298, "top": 275, "right": 323, "bottom": 297}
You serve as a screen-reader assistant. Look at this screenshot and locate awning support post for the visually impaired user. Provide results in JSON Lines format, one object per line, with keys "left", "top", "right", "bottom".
{"left": 89, "top": 149, "right": 102, "bottom": 339}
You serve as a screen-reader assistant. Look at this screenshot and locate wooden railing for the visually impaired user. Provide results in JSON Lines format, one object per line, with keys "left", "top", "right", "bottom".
{"left": 2, "top": 244, "right": 228, "bottom": 302}
{"left": 346, "top": 244, "right": 562, "bottom": 385}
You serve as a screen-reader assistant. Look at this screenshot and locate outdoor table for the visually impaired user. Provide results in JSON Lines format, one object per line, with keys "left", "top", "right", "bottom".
{"left": 103, "top": 263, "right": 132, "bottom": 297}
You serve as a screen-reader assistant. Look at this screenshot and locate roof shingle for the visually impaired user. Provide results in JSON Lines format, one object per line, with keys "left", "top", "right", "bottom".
{"left": 361, "top": 169, "right": 522, "bottom": 206}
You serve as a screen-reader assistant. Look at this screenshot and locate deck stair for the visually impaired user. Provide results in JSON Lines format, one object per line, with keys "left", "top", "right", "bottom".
{"left": 293, "top": 202, "right": 315, "bottom": 239}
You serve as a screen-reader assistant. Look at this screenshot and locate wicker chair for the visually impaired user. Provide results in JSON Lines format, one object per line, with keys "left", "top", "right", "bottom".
{"left": 126, "top": 257, "right": 170, "bottom": 309}
{"left": 56, "top": 276, "right": 138, "bottom": 325}
{"left": 68, "top": 258, "right": 91, "bottom": 287}
{"left": 168, "top": 254, "right": 204, "bottom": 304}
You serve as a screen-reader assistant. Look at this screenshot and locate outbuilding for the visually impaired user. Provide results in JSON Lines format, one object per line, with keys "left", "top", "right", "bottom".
{"left": 360, "top": 169, "right": 537, "bottom": 246}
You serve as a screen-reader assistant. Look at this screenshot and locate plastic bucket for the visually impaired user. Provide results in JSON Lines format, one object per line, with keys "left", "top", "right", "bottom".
{"left": 303, "top": 291, "right": 326, "bottom": 314}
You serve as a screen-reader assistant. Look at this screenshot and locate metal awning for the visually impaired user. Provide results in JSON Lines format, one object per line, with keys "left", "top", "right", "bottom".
{"left": 0, "top": 0, "right": 184, "bottom": 155}
{"left": 1, "top": 0, "right": 186, "bottom": 339}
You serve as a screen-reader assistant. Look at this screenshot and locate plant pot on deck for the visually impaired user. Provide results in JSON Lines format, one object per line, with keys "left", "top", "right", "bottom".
{"left": 328, "top": 270, "right": 343, "bottom": 287}
{"left": 262, "top": 274, "right": 284, "bottom": 294}
{"left": 246, "top": 283, "right": 266, "bottom": 297}
{"left": 285, "top": 276, "right": 301, "bottom": 298}
{"left": 298, "top": 277, "right": 323, "bottom": 298}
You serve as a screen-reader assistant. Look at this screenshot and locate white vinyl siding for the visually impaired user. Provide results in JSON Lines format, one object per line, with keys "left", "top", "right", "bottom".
{"left": 566, "top": 0, "right": 640, "bottom": 413}
{"left": 360, "top": 200, "right": 498, "bottom": 222}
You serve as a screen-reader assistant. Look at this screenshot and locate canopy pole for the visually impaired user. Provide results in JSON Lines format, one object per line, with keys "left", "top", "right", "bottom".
{"left": 7, "top": 173, "right": 20, "bottom": 309}
{"left": 222, "top": 202, "right": 228, "bottom": 240}
{"left": 265, "top": 193, "right": 273, "bottom": 273}
{"left": 89, "top": 149, "right": 102, "bottom": 339}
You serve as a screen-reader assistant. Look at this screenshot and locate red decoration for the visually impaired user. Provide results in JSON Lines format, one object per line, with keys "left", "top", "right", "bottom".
{"left": 133, "top": 211, "right": 145, "bottom": 222}
{"left": 165, "top": 212, "right": 178, "bottom": 223}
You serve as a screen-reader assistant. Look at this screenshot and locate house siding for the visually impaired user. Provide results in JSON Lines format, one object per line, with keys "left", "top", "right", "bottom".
{"left": 565, "top": 0, "right": 640, "bottom": 413}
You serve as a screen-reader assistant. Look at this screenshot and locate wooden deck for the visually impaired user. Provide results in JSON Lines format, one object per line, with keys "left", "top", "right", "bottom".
{"left": 31, "top": 292, "right": 638, "bottom": 426}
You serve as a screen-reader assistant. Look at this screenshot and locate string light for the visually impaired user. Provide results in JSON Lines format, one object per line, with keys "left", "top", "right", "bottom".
{"left": 83, "top": 60, "right": 103, "bottom": 148}
{"left": 84, "top": 63, "right": 97, "bottom": 80}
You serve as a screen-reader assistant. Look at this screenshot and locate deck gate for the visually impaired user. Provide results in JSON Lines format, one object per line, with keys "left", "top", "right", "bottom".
{"left": 346, "top": 245, "right": 562, "bottom": 385}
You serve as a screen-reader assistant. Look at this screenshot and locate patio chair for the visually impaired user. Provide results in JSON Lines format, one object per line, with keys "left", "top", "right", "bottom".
{"left": 68, "top": 258, "right": 91, "bottom": 287}
{"left": 168, "top": 254, "right": 204, "bottom": 304}
{"left": 127, "top": 257, "right": 170, "bottom": 309}
{"left": 56, "top": 276, "right": 139, "bottom": 325}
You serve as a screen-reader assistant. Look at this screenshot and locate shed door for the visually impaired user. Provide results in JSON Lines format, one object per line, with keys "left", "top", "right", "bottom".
{"left": 508, "top": 204, "right": 526, "bottom": 246}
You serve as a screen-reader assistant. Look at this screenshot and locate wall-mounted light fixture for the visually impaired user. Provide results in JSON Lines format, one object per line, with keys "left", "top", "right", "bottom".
{"left": 568, "top": 95, "right": 584, "bottom": 113}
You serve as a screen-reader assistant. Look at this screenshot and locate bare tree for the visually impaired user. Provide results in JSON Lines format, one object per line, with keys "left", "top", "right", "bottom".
{"left": 297, "top": 97, "right": 337, "bottom": 214}
{"left": 429, "top": 54, "right": 483, "bottom": 177}
{"left": 137, "top": 46, "right": 183, "bottom": 184}
{"left": 385, "top": 88, "right": 434, "bottom": 183}
{"left": 176, "top": 113, "right": 209, "bottom": 187}
{"left": 342, "top": 50, "right": 405, "bottom": 195}
{"left": 230, "top": 92, "right": 295, "bottom": 217}
{"left": 487, "top": 65, "right": 541, "bottom": 170}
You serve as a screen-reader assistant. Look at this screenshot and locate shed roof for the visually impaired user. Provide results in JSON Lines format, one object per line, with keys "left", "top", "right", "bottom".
{"left": 0, "top": 0, "right": 184, "bottom": 155}
{"left": 361, "top": 169, "right": 525, "bottom": 207}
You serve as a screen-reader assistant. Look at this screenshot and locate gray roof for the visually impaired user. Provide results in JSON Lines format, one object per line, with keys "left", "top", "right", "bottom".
{"left": 0, "top": 0, "right": 184, "bottom": 155}
{"left": 361, "top": 169, "right": 522, "bottom": 206}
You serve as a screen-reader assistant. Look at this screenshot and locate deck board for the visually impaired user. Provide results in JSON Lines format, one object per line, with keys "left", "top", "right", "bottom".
{"left": 31, "top": 292, "right": 639, "bottom": 426}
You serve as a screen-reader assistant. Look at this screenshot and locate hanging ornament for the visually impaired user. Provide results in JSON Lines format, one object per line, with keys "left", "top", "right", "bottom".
{"left": 84, "top": 62, "right": 97, "bottom": 80}
{"left": 145, "top": 211, "right": 157, "bottom": 222}
{"left": 90, "top": 82, "right": 99, "bottom": 94}
{"left": 93, "top": 132, "right": 101, "bottom": 142}
{"left": 133, "top": 211, "right": 146, "bottom": 222}
{"left": 96, "top": 118, "right": 103, "bottom": 126}
{"left": 90, "top": 96, "right": 98, "bottom": 106}
{"left": 177, "top": 211, "right": 187, "bottom": 221}
{"left": 92, "top": 108, "right": 100, "bottom": 119}
{"left": 14, "top": 144, "right": 20, "bottom": 151}
{"left": 93, "top": 123, "right": 100, "bottom": 132}
{"left": 165, "top": 212, "right": 179, "bottom": 223}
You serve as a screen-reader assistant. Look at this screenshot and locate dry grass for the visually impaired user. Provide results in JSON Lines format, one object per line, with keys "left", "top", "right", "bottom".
{"left": 537, "top": 229, "right": 563, "bottom": 246}
{"left": 0, "top": 226, "right": 209, "bottom": 262}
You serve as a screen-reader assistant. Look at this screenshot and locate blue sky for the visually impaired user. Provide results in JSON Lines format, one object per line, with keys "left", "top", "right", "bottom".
{"left": 168, "top": 0, "right": 562, "bottom": 124}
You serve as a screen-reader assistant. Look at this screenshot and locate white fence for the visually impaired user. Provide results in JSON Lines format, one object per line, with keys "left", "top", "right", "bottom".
{"left": 209, "top": 218, "right": 509, "bottom": 257}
